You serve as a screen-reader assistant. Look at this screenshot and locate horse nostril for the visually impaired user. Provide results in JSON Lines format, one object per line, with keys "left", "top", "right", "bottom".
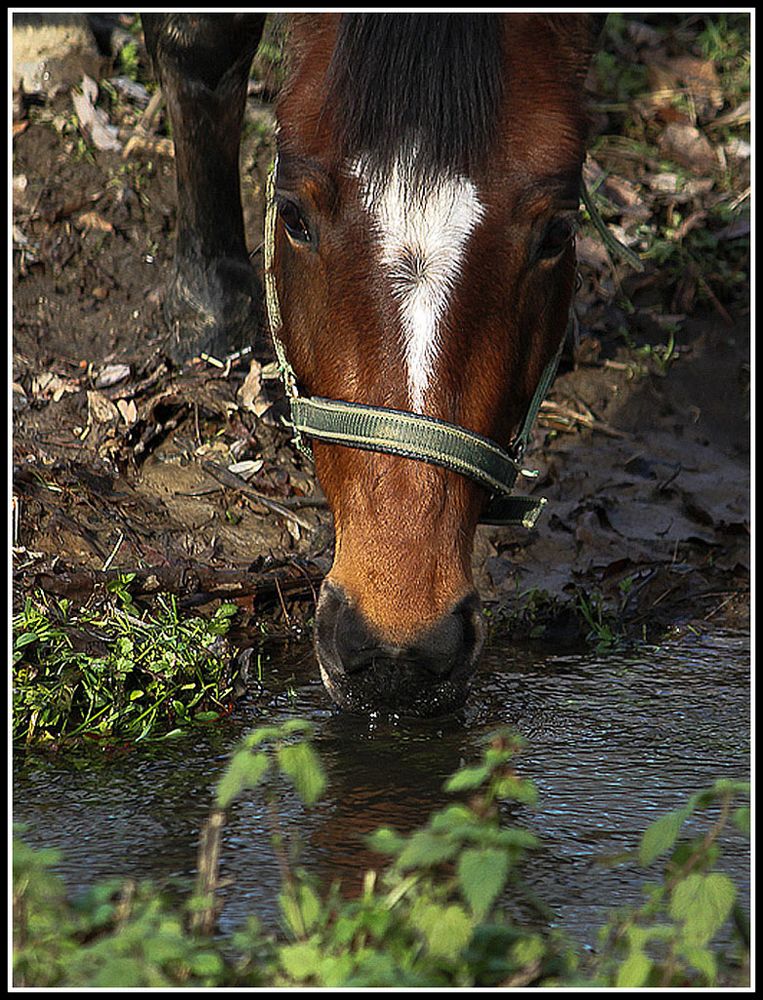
{"left": 314, "top": 582, "right": 380, "bottom": 674}
{"left": 408, "top": 591, "right": 484, "bottom": 678}
{"left": 334, "top": 602, "right": 383, "bottom": 674}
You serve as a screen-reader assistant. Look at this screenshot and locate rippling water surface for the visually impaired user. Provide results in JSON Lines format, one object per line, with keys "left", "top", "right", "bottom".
{"left": 13, "top": 628, "right": 750, "bottom": 947}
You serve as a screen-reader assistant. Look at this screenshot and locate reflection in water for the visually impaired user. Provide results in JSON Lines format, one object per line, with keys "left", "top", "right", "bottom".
{"left": 13, "top": 629, "right": 750, "bottom": 947}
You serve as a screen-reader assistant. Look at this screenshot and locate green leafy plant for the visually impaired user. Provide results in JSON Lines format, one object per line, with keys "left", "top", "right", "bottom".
{"left": 12, "top": 589, "right": 239, "bottom": 746}
{"left": 12, "top": 726, "right": 749, "bottom": 988}
{"left": 118, "top": 40, "right": 141, "bottom": 82}
{"left": 220, "top": 728, "right": 577, "bottom": 987}
{"left": 575, "top": 588, "right": 626, "bottom": 651}
{"left": 591, "top": 779, "right": 750, "bottom": 987}
{"left": 13, "top": 826, "right": 228, "bottom": 988}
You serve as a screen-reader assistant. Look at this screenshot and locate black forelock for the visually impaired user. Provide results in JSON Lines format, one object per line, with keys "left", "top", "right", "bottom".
{"left": 323, "top": 14, "right": 505, "bottom": 192}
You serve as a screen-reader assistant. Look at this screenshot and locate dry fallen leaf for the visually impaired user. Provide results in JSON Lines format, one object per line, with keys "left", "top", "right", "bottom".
{"left": 669, "top": 55, "right": 724, "bottom": 120}
{"left": 237, "top": 358, "right": 273, "bottom": 417}
{"left": 87, "top": 389, "right": 120, "bottom": 425}
{"left": 76, "top": 210, "right": 114, "bottom": 233}
{"left": 657, "top": 122, "right": 718, "bottom": 174}
{"left": 121, "top": 134, "right": 174, "bottom": 159}
{"left": 227, "top": 459, "right": 264, "bottom": 480}
{"left": 641, "top": 53, "right": 723, "bottom": 122}
{"left": 31, "top": 371, "right": 81, "bottom": 402}
{"left": 116, "top": 398, "right": 138, "bottom": 426}
{"left": 71, "top": 74, "right": 122, "bottom": 152}
{"left": 94, "top": 363, "right": 131, "bottom": 388}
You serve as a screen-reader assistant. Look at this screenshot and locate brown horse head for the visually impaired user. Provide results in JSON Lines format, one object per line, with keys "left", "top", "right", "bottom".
{"left": 270, "top": 14, "right": 598, "bottom": 715}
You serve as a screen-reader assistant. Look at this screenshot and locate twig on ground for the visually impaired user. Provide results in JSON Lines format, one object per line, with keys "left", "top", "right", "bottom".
{"left": 199, "top": 459, "right": 315, "bottom": 531}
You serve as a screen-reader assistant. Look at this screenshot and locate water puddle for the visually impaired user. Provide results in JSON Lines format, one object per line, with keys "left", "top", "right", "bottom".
{"left": 13, "top": 627, "right": 750, "bottom": 947}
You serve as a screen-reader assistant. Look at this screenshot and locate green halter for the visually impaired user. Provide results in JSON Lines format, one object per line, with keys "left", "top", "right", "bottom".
{"left": 262, "top": 162, "right": 625, "bottom": 529}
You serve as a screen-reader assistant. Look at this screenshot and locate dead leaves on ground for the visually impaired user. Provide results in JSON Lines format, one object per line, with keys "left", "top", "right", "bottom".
{"left": 579, "top": 17, "right": 749, "bottom": 326}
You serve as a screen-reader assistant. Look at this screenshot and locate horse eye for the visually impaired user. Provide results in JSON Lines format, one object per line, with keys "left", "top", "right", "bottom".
{"left": 278, "top": 199, "right": 311, "bottom": 244}
{"left": 538, "top": 215, "right": 578, "bottom": 260}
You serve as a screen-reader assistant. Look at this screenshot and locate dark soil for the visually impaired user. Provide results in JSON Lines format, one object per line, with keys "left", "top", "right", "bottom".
{"left": 12, "top": 14, "right": 750, "bottom": 643}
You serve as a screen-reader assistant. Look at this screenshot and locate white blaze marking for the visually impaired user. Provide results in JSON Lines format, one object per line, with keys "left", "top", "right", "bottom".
{"left": 355, "top": 161, "right": 485, "bottom": 413}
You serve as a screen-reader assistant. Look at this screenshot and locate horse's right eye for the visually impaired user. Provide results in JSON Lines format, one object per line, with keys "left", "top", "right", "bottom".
{"left": 536, "top": 214, "right": 579, "bottom": 262}
{"left": 278, "top": 199, "right": 312, "bottom": 245}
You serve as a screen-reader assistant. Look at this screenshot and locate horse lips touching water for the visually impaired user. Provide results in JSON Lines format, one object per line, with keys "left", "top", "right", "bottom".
{"left": 145, "top": 13, "right": 600, "bottom": 716}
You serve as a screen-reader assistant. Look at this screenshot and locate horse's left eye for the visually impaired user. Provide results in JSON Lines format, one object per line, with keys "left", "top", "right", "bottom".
{"left": 278, "top": 199, "right": 312, "bottom": 245}
{"left": 537, "top": 215, "right": 578, "bottom": 260}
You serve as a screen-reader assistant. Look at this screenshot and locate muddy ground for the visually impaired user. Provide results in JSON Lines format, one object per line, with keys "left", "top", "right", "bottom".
{"left": 12, "top": 14, "right": 750, "bottom": 644}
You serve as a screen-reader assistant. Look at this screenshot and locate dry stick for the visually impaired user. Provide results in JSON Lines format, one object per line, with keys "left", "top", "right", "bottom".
{"left": 101, "top": 532, "right": 124, "bottom": 571}
{"left": 501, "top": 960, "right": 543, "bottom": 989}
{"left": 274, "top": 577, "right": 291, "bottom": 624}
{"left": 696, "top": 272, "right": 734, "bottom": 326}
{"left": 538, "top": 399, "right": 627, "bottom": 439}
{"left": 27, "top": 563, "right": 323, "bottom": 603}
{"left": 138, "top": 87, "right": 165, "bottom": 131}
{"left": 649, "top": 586, "right": 677, "bottom": 609}
{"left": 193, "top": 402, "right": 202, "bottom": 449}
{"left": 113, "top": 878, "right": 137, "bottom": 929}
{"left": 200, "top": 459, "right": 315, "bottom": 531}
{"left": 122, "top": 87, "right": 168, "bottom": 159}
{"left": 191, "top": 808, "right": 227, "bottom": 935}
{"left": 703, "top": 592, "right": 738, "bottom": 621}
{"left": 287, "top": 556, "right": 320, "bottom": 605}
{"left": 175, "top": 483, "right": 327, "bottom": 510}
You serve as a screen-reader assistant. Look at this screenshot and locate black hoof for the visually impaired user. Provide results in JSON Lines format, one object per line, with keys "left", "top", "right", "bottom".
{"left": 161, "top": 256, "right": 263, "bottom": 364}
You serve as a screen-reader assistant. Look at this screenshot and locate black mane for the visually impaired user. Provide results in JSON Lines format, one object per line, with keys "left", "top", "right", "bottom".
{"left": 324, "top": 14, "right": 504, "bottom": 191}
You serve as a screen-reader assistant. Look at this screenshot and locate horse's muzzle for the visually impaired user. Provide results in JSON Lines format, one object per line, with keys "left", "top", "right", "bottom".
{"left": 314, "top": 581, "right": 485, "bottom": 716}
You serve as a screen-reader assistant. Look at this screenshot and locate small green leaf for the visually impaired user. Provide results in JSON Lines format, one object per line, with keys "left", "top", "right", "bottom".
{"left": 457, "top": 847, "right": 510, "bottom": 920}
{"left": 281, "top": 719, "right": 314, "bottom": 736}
{"left": 412, "top": 901, "right": 473, "bottom": 960}
{"left": 493, "top": 774, "right": 538, "bottom": 805}
{"left": 277, "top": 741, "right": 327, "bottom": 805}
{"left": 395, "top": 830, "right": 460, "bottom": 870}
{"left": 14, "top": 632, "right": 40, "bottom": 650}
{"left": 511, "top": 932, "right": 546, "bottom": 967}
{"left": 639, "top": 808, "right": 690, "bottom": 865}
{"left": 678, "top": 942, "right": 717, "bottom": 984}
{"left": 429, "top": 804, "right": 475, "bottom": 833}
{"left": 213, "top": 602, "right": 238, "bottom": 621}
{"left": 732, "top": 806, "right": 750, "bottom": 836}
{"left": 688, "top": 779, "right": 750, "bottom": 809}
{"left": 244, "top": 725, "right": 282, "bottom": 748}
{"left": 189, "top": 951, "right": 225, "bottom": 979}
{"left": 215, "top": 749, "right": 269, "bottom": 808}
{"left": 367, "top": 827, "right": 405, "bottom": 856}
{"left": 279, "top": 940, "right": 322, "bottom": 981}
{"left": 488, "top": 827, "right": 540, "bottom": 852}
{"left": 279, "top": 882, "right": 321, "bottom": 937}
{"left": 616, "top": 949, "right": 652, "bottom": 987}
{"left": 443, "top": 764, "right": 491, "bottom": 793}
{"left": 670, "top": 872, "right": 737, "bottom": 945}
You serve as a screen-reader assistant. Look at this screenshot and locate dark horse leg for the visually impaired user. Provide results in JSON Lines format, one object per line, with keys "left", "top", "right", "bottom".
{"left": 142, "top": 14, "right": 266, "bottom": 362}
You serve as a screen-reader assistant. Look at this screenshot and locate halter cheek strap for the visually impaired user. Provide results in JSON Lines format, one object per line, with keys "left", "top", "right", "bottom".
{"left": 263, "top": 161, "right": 566, "bottom": 529}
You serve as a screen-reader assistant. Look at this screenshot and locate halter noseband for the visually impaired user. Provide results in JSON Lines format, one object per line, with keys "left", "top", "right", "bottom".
{"left": 263, "top": 163, "right": 570, "bottom": 529}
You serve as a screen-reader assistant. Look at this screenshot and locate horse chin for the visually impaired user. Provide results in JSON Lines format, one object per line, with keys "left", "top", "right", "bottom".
{"left": 316, "top": 650, "right": 478, "bottom": 719}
